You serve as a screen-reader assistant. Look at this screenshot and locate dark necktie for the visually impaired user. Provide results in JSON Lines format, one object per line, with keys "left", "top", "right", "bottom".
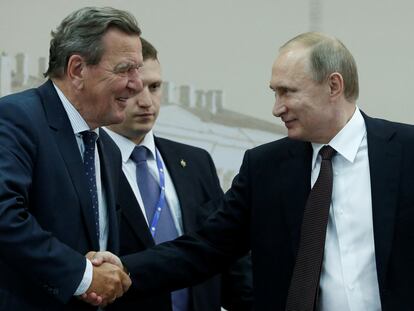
{"left": 82, "top": 131, "right": 100, "bottom": 241}
{"left": 130, "top": 146, "right": 190, "bottom": 311}
{"left": 285, "top": 145, "right": 336, "bottom": 311}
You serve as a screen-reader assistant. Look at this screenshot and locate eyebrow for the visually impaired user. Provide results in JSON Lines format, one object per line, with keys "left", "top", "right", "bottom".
{"left": 113, "top": 62, "right": 141, "bottom": 72}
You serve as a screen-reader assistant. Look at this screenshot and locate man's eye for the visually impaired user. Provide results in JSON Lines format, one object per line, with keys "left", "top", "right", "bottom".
{"left": 149, "top": 83, "right": 161, "bottom": 92}
{"left": 275, "top": 88, "right": 286, "bottom": 96}
{"left": 275, "top": 87, "right": 294, "bottom": 96}
{"left": 120, "top": 67, "right": 130, "bottom": 73}
{"left": 114, "top": 64, "right": 139, "bottom": 74}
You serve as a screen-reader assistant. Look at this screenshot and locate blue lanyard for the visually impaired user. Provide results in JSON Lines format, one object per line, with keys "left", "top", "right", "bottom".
{"left": 148, "top": 148, "right": 167, "bottom": 237}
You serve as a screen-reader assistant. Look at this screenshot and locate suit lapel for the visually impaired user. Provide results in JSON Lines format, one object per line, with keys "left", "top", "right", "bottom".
{"left": 97, "top": 131, "right": 120, "bottom": 253}
{"left": 119, "top": 171, "right": 155, "bottom": 247}
{"left": 281, "top": 141, "right": 313, "bottom": 256}
{"left": 37, "top": 80, "right": 99, "bottom": 249}
{"left": 155, "top": 137, "right": 198, "bottom": 232}
{"left": 364, "top": 114, "right": 401, "bottom": 292}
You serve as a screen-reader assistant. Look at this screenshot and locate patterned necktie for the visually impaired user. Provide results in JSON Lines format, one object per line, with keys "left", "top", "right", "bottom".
{"left": 130, "top": 145, "right": 190, "bottom": 311}
{"left": 285, "top": 145, "right": 336, "bottom": 311}
{"left": 81, "top": 131, "right": 100, "bottom": 241}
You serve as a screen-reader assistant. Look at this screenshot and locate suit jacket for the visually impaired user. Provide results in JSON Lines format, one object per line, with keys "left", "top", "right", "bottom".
{"left": 109, "top": 137, "right": 252, "bottom": 310}
{"left": 0, "top": 80, "right": 121, "bottom": 311}
{"left": 120, "top": 112, "right": 414, "bottom": 310}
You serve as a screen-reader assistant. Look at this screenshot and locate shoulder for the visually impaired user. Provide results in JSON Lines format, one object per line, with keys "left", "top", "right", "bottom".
{"left": 364, "top": 113, "right": 414, "bottom": 142}
{"left": 0, "top": 88, "right": 41, "bottom": 114}
{"left": 99, "top": 129, "right": 122, "bottom": 163}
{"left": 0, "top": 87, "right": 46, "bottom": 148}
{"left": 246, "top": 136, "right": 305, "bottom": 161}
{"left": 0, "top": 82, "right": 57, "bottom": 129}
{"left": 155, "top": 136, "right": 211, "bottom": 158}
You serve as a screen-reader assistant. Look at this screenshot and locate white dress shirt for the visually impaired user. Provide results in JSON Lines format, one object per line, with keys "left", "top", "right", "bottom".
{"left": 104, "top": 128, "right": 184, "bottom": 235}
{"left": 311, "top": 107, "right": 381, "bottom": 311}
{"left": 53, "top": 84, "right": 108, "bottom": 295}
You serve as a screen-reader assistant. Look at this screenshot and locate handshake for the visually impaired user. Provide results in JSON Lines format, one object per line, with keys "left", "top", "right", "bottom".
{"left": 79, "top": 251, "right": 131, "bottom": 307}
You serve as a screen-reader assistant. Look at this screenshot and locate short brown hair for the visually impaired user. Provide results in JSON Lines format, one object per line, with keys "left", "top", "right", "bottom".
{"left": 141, "top": 37, "right": 158, "bottom": 61}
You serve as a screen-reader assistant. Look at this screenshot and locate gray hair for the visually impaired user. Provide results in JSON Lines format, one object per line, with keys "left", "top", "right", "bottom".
{"left": 44, "top": 6, "right": 141, "bottom": 78}
{"left": 281, "top": 32, "right": 359, "bottom": 102}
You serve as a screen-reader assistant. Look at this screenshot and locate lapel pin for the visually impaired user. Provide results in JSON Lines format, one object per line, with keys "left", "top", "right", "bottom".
{"left": 180, "top": 159, "right": 187, "bottom": 168}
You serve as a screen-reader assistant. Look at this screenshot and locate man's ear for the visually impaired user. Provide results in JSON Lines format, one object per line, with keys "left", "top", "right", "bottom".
{"left": 66, "top": 54, "right": 85, "bottom": 90}
{"left": 328, "top": 72, "right": 344, "bottom": 99}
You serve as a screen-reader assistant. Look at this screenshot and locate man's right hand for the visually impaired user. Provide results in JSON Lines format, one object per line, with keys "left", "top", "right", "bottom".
{"left": 81, "top": 260, "right": 131, "bottom": 307}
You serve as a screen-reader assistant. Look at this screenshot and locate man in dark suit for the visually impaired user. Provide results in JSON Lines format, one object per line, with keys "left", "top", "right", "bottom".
{"left": 92, "top": 32, "right": 414, "bottom": 310}
{"left": 103, "top": 38, "right": 252, "bottom": 311}
{"left": 0, "top": 7, "right": 143, "bottom": 310}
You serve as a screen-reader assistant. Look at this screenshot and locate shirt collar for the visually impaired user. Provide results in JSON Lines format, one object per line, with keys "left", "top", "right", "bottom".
{"left": 104, "top": 128, "right": 156, "bottom": 163}
{"left": 53, "top": 82, "right": 99, "bottom": 136}
{"left": 140, "top": 130, "right": 157, "bottom": 159}
{"left": 311, "top": 106, "right": 366, "bottom": 169}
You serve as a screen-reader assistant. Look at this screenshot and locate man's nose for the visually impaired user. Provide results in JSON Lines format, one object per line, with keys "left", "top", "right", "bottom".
{"left": 127, "top": 70, "right": 143, "bottom": 94}
{"left": 272, "top": 97, "right": 286, "bottom": 117}
{"left": 136, "top": 88, "right": 152, "bottom": 107}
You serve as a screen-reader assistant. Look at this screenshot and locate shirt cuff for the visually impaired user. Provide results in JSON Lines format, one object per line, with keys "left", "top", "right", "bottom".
{"left": 73, "top": 258, "right": 93, "bottom": 296}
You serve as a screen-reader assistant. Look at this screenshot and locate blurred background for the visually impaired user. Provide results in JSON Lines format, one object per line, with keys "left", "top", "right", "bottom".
{"left": 1, "top": 0, "right": 413, "bottom": 188}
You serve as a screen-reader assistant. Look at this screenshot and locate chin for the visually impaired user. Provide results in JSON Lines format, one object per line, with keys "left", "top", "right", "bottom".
{"left": 134, "top": 125, "right": 152, "bottom": 135}
{"left": 287, "top": 130, "right": 305, "bottom": 142}
{"left": 109, "top": 114, "right": 126, "bottom": 126}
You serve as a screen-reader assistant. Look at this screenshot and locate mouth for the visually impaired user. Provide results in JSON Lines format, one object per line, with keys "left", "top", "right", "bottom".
{"left": 284, "top": 119, "right": 297, "bottom": 128}
{"left": 115, "top": 97, "right": 129, "bottom": 109}
{"left": 116, "top": 96, "right": 129, "bottom": 102}
{"left": 135, "top": 112, "right": 154, "bottom": 118}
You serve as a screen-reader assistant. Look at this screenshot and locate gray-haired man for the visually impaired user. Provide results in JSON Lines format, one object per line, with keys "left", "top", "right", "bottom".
{"left": 0, "top": 6, "right": 143, "bottom": 310}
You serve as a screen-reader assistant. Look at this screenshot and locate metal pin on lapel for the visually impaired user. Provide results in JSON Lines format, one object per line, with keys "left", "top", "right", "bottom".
{"left": 180, "top": 159, "right": 186, "bottom": 168}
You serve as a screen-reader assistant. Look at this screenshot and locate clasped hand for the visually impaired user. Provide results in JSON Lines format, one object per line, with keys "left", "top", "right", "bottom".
{"left": 79, "top": 251, "right": 131, "bottom": 307}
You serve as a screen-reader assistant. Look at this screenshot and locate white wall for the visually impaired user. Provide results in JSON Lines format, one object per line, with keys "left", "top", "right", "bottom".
{"left": 2, "top": 0, "right": 414, "bottom": 125}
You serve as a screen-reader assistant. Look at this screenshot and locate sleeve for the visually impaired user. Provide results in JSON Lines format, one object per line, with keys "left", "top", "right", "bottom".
{"left": 204, "top": 150, "right": 253, "bottom": 311}
{"left": 73, "top": 259, "right": 93, "bottom": 296}
{"left": 0, "top": 98, "right": 87, "bottom": 303}
{"left": 121, "top": 149, "right": 253, "bottom": 294}
{"left": 220, "top": 254, "right": 253, "bottom": 311}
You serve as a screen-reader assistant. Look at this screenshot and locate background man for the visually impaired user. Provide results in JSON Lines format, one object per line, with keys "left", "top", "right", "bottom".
{"left": 104, "top": 37, "right": 252, "bottom": 311}
{"left": 0, "top": 7, "right": 143, "bottom": 310}
{"left": 94, "top": 32, "right": 414, "bottom": 310}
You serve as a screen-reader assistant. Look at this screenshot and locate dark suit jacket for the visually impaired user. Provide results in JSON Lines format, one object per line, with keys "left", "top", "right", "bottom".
{"left": 120, "top": 113, "right": 414, "bottom": 310}
{"left": 109, "top": 137, "right": 252, "bottom": 310}
{"left": 0, "top": 80, "right": 121, "bottom": 311}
